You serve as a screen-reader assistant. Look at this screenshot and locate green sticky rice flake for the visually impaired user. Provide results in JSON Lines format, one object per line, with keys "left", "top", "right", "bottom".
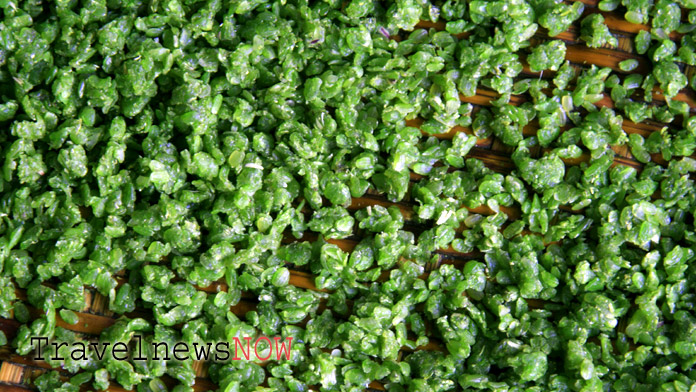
{"left": 528, "top": 40, "right": 567, "bottom": 72}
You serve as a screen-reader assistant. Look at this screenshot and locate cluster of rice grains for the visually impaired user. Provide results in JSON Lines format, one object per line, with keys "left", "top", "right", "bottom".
{"left": 1, "top": 0, "right": 696, "bottom": 391}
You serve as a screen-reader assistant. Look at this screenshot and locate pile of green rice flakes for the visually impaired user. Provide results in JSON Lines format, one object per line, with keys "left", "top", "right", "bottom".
{"left": 1, "top": 0, "right": 696, "bottom": 391}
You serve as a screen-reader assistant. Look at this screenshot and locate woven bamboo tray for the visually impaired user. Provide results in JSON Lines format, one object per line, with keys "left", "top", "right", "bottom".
{"left": 1, "top": 1, "right": 695, "bottom": 391}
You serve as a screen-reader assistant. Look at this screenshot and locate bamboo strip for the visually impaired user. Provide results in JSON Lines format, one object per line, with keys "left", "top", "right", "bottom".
{"left": 0, "top": 362, "right": 24, "bottom": 385}
{"left": 0, "top": 383, "right": 32, "bottom": 392}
